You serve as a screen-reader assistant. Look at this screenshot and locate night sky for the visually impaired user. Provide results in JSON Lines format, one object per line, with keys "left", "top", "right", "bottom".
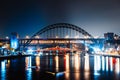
{"left": 0, "top": 0, "right": 120, "bottom": 38}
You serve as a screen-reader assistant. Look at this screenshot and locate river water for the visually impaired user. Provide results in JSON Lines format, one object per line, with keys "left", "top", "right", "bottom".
{"left": 0, "top": 54, "right": 120, "bottom": 80}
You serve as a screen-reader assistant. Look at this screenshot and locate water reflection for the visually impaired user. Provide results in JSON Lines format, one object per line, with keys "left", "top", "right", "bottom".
{"left": 35, "top": 56, "right": 40, "bottom": 71}
{"left": 106, "top": 57, "right": 109, "bottom": 71}
{"left": 1, "top": 60, "right": 6, "bottom": 80}
{"left": 6, "top": 60, "right": 10, "bottom": 69}
{"left": 25, "top": 57, "right": 32, "bottom": 80}
{"left": 84, "top": 55, "right": 90, "bottom": 80}
{"left": 84, "top": 55, "right": 89, "bottom": 71}
{"left": 55, "top": 56, "right": 59, "bottom": 72}
{"left": 102, "top": 56, "right": 105, "bottom": 71}
{"left": 65, "top": 54, "right": 70, "bottom": 80}
{"left": 0, "top": 53, "right": 120, "bottom": 80}
{"left": 94, "top": 56, "right": 101, "bottom": 75}
{"left": 115, "top": 58, "right": 120, "bottom": 80}
{"left": 74, "top": 54, "right": 80, "bottom": 80}
{"left": 110, "top": 57, "right": 113, "bottom": 71}
{"left": 115, "top": 58, "right": 120, "bottom": 74}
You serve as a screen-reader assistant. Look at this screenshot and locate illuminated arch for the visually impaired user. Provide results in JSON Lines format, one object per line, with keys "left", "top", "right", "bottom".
{"left": 31, "top": 23, "right": 93, "bottom": 38}
{"left": 25, "top": 23, "right": 93, "bottom": 45}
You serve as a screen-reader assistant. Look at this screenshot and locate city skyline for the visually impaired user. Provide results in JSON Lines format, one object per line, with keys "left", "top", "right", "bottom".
{"left": 0, "top": 0, "right": 120, "bottom": 38}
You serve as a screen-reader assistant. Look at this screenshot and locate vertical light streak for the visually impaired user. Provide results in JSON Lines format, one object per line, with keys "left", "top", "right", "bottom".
{"left": 115, "top": 58, "right": 120, "bottom": 74}
{"left": 35, "top": 56, "right": 40, "bottom": 71}
{"left": 25, "top": 57, "right": 32, "bottom": 80}
{"left": 6, "top": 60, "right": 10, "bottom": 68}
{"left": 55, "top": 56, "right": 59, "bottom": 72}
{"left": 106, "top": 57, "right": 108, "bottom": 71}
{"left": 94, "top": 56, "right": 101, "bottom": 75}
{"left": 74, "top": 54, "right": 80, "bottom": 80}
{"left": 84, "top": 55, "right": 89, "bottom": 71}
{"left": 110, "top": 57, "right": 113, "bottom": 71}
{"left": 84, "top": 55, "right": 90, "bottom": 80}
{"left": 65, "top": 54, "right": 70, "bottom": 80}
{"left": 1, "top": 60, "right": 6, "bottom": 80}
{"left": 102, "top": 56, "right": 105, "bottom": 71}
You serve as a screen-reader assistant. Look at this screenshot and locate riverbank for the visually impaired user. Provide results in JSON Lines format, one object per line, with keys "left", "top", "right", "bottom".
{"left": 0, "top": 53, "right": 120, "bottom": 60}
{"left": 0, "top": 54, "right": 32, "bottom": 60}
{"left": 89, "top": 53, "right": 120, "bottom": 58}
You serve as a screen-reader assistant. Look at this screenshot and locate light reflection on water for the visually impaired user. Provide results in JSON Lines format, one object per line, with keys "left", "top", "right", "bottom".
{"left": 102, "top": 56, "right": 105, "bottom": 71}
{"left": 25, "top": 57, "right": 32, "bottom": 80}
{"left": 35, "top": 56, "right": 40, "bottom": 71}
{"left": 65, "top": 54, "right": 70, "bottom": 80}
{"left": 106, "top": 56, "right": 109, "bottom": 71}
{"left": 0, "top": 53, "right": 120, "bottom": 80}
{"left": 115, "top": 58, "right": 120, "bottom": 74}
{"left": 84, "top": 55, "right": 90, "bottom": 80}
{"left": 55, "top": 56, "right": 59, "bottom": 72}
{"left": 94, "top": 56, "right": 101, "bottom": 75}
{"left": 74, "top": 54, "right": 80, "bottom": 80}
{"left": 1, "top": 61, "right": 6, "bottom": 80}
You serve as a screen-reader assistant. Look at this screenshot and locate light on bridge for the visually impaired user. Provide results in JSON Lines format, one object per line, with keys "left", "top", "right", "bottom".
{"left": 56, "top": 36, "right": 59, "bottom": 38}
{"left": 5, "top": 36, "right": 9, "bottom": 39}
{"left": 65, "top": 35, "right": 69, "bottom": 38}
{"left": 84, "top": 35, "right": 89, "bottom": 39}
{"left": 35, "top": 35, "right": 40, "bottom": 39}
{"left": 75, "top": 35, "right": 79, "bottom": 38}
{"left": 25, "top": 35, "right": 30, "bottom": 39}
{"left": 94, "top": 36, "right": 99, "bottom": 39}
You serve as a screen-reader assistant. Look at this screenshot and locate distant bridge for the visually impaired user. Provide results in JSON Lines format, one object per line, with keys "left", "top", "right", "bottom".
{"left": 0, "top": 23, "right": 105, "bottom": 52}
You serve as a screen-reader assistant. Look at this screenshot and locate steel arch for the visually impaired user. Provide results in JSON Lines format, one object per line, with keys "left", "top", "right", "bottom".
{"left": 31, "top": 23, "right": 93, "bottom": 38}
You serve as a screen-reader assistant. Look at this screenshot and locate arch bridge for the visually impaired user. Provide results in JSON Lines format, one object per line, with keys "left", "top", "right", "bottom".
{"left": 19, "top": 23, "right": 104, "bottom": 52}
{"left": 22, "top": 23, "right": 95, "bottom": 45}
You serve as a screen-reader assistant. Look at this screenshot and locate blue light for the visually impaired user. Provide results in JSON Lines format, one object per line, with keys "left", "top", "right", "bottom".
{"left": 56, "top": 72, "right": 65, "bottom": 77}
{"left": 10, "top": 35, "right": 18, "bottom": 49}
{"left": 27, "top": 48, "right": 34, "bottom": 54}
{"left": 1, "top": 61, "right": 6, "bottom": 80}
{"left": 93, "top": 47, "right": 101, "bottom": 52}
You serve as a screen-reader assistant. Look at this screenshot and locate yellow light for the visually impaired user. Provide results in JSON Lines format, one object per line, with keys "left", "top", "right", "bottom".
{"left": 84, "top": 55, "right": 89, "bottom": 71}
{"left": 65, "top": 54, "right": 70, "bottom": 80}
{"left": 55, "top": 56, "right": 59, "bottom": 72}
{"left": 35, "top": 56, "right": 40, "bottom": 71}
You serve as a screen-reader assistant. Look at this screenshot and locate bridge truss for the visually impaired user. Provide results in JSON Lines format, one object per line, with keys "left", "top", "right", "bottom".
{"left": 25, "top": 23, "right": 93, "bottom": 45}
